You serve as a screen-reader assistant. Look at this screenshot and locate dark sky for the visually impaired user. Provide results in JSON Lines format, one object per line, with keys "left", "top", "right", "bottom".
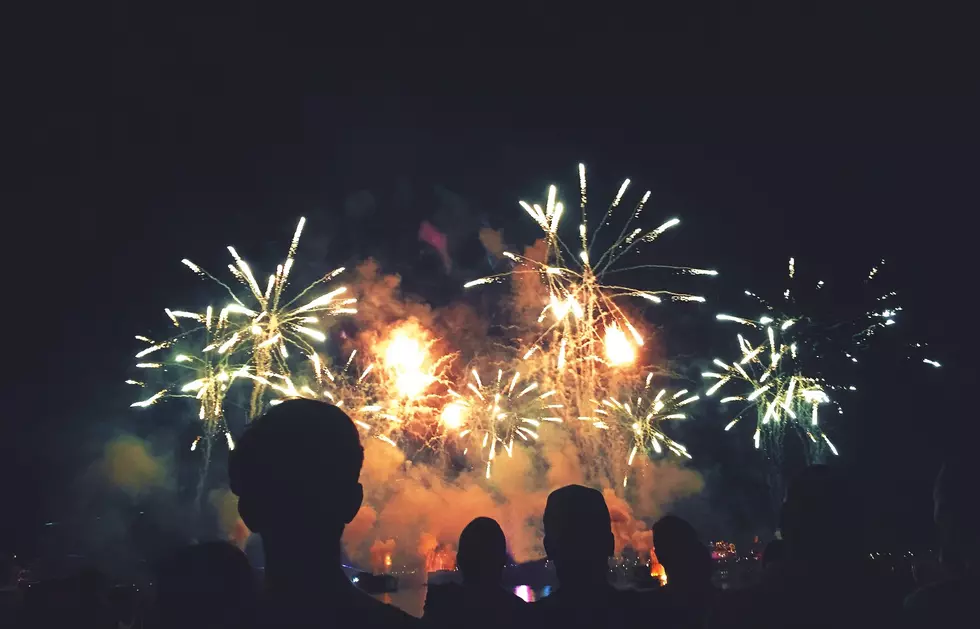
{"left": 6, "top": 7, "right": 979, "bottom": 557}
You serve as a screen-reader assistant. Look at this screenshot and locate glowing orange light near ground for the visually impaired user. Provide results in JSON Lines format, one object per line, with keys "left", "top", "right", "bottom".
{"left": 650, "top": 550, "right": 668, "bottom": 585}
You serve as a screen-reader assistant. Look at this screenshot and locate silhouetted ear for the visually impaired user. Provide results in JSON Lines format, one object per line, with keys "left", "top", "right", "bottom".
{"left": 343, "top": 482, "right": 364, "bottom": 525}
{"left": 603, "top": 531, "right": 614, "bottom": 558}
{"left": 543, "top": 535, "right": 553, "bottom": 560}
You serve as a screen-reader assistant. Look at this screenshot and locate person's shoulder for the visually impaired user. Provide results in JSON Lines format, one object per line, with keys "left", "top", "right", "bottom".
{"left": 353, "top": 589, "right": 420, "bottom": 627}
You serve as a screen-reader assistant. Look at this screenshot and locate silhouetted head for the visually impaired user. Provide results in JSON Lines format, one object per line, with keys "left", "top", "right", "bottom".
{"left": 652, "top": 515, "right": 711, "bottom": 588}
{"left": 229, "top": 399, "right": 364, "bottom": 541}
{"left": 780, "top": 465, "right": 855, "bottom": 559}
{"left": 543, "top": 485, "right": 614, "bottom": 586}
{"left": 934, "top": 457, "right": 977, "bottom": 573}
{"left": 457, "top": 517, "right": 508, "bottom": 586}
{"left": 762, "top": 538, "right": 785, "bottom": 568}
{"left": 156, "top": 542, "right": 257, "bottom": 629}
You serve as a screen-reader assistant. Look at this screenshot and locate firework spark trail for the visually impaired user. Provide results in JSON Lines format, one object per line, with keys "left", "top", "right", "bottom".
{"left": 443, "top": 367, "right": 563, "bottom": 479}
{"left": 463, "top": 164, "right": 715, "bottom": 420}
{"left": 130, "top": 305, "right": 243, "bottom": 446}
{"left": 706, "top": 256, "right": 912, "bottom": 460}
{"left": 180, "top": 217, "right": 357, "bottom": 418}
{"left": 129, "top": 304, "right": 249, "bottom": 507}
{"left": 707, "top": 312, "right": 836, "bottom": 456}
{"left": 585, "top": 371, "right": 697, "bottom": 487}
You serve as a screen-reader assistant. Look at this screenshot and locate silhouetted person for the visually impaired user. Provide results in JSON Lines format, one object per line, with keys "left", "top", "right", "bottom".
{"left": 761, "top": 538, "right": 785, "bottom": 569}
{"left": 905, "top": 457, "right": 978, "bottom": 626}
{"left": 528, "top": 485, "right": 662, "bottom": 628}
{"left": 155, "top": 541, "right": 257, "bottom": 629}
{"left": 229, "top": 399, "right": 418, "bottom": 627}
{"left": 653, "top": 515, "right": 714, "bottom": 626}
{"left": 709, "top": 465, "right": 893, "bottom": 629}
{"left": 423, "top": 517, "right": 526, "bottom": 627}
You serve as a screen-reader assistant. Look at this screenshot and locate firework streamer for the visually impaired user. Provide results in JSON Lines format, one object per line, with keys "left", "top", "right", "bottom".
{"left": 443, "top": 366, "right": 563, "bottom": 479}
{"left": 463, "top": 164, "right": 715, "bottom": 428}
{"left": 180, "top": 217, "right": 356, "bottom": 418}
{"left": 585, "top": 372, "right": 698, "bottom": 488}
{"left": 130, "top": 305, "right": 246, "bottom": 509}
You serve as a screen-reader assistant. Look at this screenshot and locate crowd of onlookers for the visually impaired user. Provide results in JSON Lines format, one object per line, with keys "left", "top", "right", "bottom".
{"left": 2, "top": 398, "right": 975, "bottom": 627}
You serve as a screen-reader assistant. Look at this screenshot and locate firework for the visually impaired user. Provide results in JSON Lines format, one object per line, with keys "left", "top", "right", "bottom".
{"left": 705, "top": 256, "right": 907, "bottom": 458}
{"left": 129, "top": 304, "right": 244, "bottom": 449}
{"left": 707, "top": 312, "right": 838, "bottom": 456}
{"left": 180, "top": 217, "right": 356, "bottom": 418}
{"left": 444, "top": 367, "right": 562, "bottom": 478}
{"left": 260, "top": 349, "right": 403, "bottom": 449}
{"left": 464, "top": 164, "right": 715, "bottom": 415}
{"left": 588, "top": 372, "right": 697, "bottom": 487}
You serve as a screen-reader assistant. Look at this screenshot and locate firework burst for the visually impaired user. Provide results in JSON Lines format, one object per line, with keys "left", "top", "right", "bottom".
{"left": 706, "top": 312, "right": 838, "bottom": 457}
{"left": 588, "top": 372, "right": 697, "bottom": 487}
{"left": 130, "top": 305, "right": 243, "bottom": 450}
{"left": 444, "top": 367, "right": 562, "bottom": 478}
{"left": 180, "top": 217, "right": 357, "bottom": 418}
{"left": 464, "top": 164, "right": 715, "bottom": 414}
{"left": 704, "top": 256, "right": 909, "bottom": 458}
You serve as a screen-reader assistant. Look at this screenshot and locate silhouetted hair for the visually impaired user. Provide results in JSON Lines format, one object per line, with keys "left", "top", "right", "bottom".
{"left": 228, "top": 399, "right": 363, "bottom": 531}
{"left": 653, "top": 515, "right": 711, "bottom": 585}
{"left": 457, "top": 517, "right": 507, "bottom": 581}
{"left": 544, "top": 485, "right": 611, "bottom": 545}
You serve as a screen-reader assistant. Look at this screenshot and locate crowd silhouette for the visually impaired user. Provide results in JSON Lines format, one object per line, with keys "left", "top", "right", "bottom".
{"left": 5, "top": 398, "right": 975, "bottom": 627}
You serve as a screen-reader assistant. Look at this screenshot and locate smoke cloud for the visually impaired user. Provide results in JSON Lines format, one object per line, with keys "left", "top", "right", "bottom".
{"left": 96, "top": 435, "right": 169, "bottom": 496}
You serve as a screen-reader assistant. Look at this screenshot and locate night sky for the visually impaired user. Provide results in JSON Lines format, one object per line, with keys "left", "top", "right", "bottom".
{"left": 7, "top": 7, "right": 978, "bottom": 560}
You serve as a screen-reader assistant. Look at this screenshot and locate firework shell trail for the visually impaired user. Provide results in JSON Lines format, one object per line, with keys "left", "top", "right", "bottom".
{"left": 585, "top": 371, "right": 697, "bottom": 488}
{"left": 179, "top": 217, "right": 357, "bottom": 419}
{"left": 443, "top": 365, "right": 563, "bottom": 479}
{"left": 463, "top": 164, "right": 716, "bottom": 419}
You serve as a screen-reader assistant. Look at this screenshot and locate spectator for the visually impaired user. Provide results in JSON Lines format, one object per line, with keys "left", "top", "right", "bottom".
{"left": 527, "top": 485, "right": 663, "bottom": 628}
{"left": 904, "top": 457, "right": 978, "bottom": 626}
{"left": 653, "top": 515, "right": 714, "bottom": 626}
{"left": 709, "top": 465, "right": 894, "bottom": 629}
{"left": 229, "top": 398, "right": 418, "bottom": 627}
{"left": 423, "top": 517, "right": 526, "bottom": 627}
{"left": 761, "top": 539, "right": 785, "bottom": 569}
{"left": 155, "top": 541, "right": 257, "bottom": 629}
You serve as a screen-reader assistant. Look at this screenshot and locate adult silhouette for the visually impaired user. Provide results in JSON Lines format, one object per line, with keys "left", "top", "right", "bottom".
{"left": 905, "top": 457, "right": 978, "bottom": 626}
{"left": 229, "top": 398, "right": 418, "bottom": 627}
{"left": 652, "top": 515, "right": 714, "bottom": 626}
{"left": 528, "top": 485, "right": 661, "bottom": 628}
{"left": 422, "top": 517, "right": 526, "bottom": 627}
{"left": 155, "top": 541, "right": 257, "bottom": 629}
{"left": 709, "top": 465, "right": 892, "bottom": 629}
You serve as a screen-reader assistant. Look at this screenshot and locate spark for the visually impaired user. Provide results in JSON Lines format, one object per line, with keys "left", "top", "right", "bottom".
{"left": 178, "top": 217, "right": 355, "bottom": 418}
{"left": 589, "top": 372, "right": 695, "bottom": 486}
{"left": 450, "top": 367, "right": 560, "bottom": 477}
{"left": 462, "top": 164, "right": 715, "bottom": 397}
